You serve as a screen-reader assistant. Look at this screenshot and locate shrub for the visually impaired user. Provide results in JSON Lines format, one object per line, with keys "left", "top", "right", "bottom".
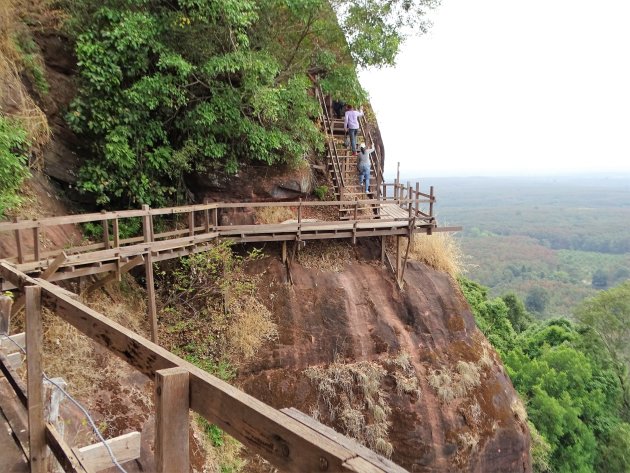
{"left": 0, "top": 115, "right": 30, "bottom": 217}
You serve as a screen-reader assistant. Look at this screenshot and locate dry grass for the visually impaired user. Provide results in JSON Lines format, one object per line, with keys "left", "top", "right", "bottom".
{"left": 226, "top": 293, "right": 277, "bottom": 360}
{"left": 511, "top": 397, "right": 528, "bottom": 423}
{"left": 401, "top": 232, "right": 466, "bottom": 279}
{"left": 296, "top": 240, "right": 355, "bottom": 272}
{"left": 305, "top": 359, "right": 393, "bottom": 457}
{"left": 428, "top": 361, "right": 482, "bottom": 403}
{"left": 255, "top": 206, "right": 296, "bottom": 224}
{"left": 385, "top": 352, "right": 421, "bottom": 397}
{"left": 41, "top": 307, "right": 101, "bottom": 398}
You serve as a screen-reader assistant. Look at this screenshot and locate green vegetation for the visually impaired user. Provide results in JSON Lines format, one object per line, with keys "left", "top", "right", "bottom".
{"left": 460, "top": 278, "right": 630, "bottom": 472}
{"left": 0, "top": 115, "right": 30, "bottom": 217}
{"left": 64, "top": 0, "right": 435, "bottom": 208}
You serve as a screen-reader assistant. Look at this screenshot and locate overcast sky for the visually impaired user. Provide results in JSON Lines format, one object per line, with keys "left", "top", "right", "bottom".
{"left": 359, "top": 0, "right": 630, "bottom": 178}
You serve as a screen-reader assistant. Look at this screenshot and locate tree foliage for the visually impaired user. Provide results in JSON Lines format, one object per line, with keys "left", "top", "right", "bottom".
{"left": 65, "top": 0, "right": 435, "bottom": 208}
{"left": 460, "top": 277, "right": 630, "bottom": 472}
{"left": 67, "top": 0, "right": 323, "bottom": 207}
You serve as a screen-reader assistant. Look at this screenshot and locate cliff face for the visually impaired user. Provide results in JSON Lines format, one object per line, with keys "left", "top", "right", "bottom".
{"left": 240, "top": 255, "right": 531, "bottom": 472}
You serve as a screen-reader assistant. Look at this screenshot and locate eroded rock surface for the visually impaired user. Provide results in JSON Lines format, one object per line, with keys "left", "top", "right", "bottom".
{"left": 240, "top": 257, "right": 531, "bottom": 472}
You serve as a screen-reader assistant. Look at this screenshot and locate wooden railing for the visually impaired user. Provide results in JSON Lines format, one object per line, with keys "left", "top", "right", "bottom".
{"left": 314, "top": 84, "right": 346, "bottom": 196}
{"left": 0, "top": 196, "right": 438, "bottom": 269}
{"left": 0, "top": 262, "right": 409, "bottom": 473}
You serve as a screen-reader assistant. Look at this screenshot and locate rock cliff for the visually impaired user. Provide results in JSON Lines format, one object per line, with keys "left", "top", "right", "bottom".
{"left": 240, "top": 254, "right": 531, "bottom": 472}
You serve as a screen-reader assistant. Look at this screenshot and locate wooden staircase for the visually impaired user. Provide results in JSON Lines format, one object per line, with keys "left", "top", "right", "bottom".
{"left": 314, "top": 87, "right": 383, "bottom": 220}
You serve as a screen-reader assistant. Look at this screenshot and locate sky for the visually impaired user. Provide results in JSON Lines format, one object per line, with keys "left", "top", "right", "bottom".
{"left": 359, "top": 0, "right": 630, "bottom": 178}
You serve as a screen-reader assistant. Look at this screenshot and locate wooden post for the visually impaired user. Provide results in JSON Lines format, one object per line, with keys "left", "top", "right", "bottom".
{"left": 353, "top": 198, "right": 358, "bottom": 221}
{"left": 212, "top": 208, "right": 218, "bottom": 229}
{"left": 112, "top": 219, "right": 120, "bottom": 248}
{"left": 26, "top": 285, "right": 46, "bottom": 473}
{"left": 429, "top": 185, "right": 435, "bottom": 218}
{"left": 415, "top": 182, "right": 420, "bottom": 214}
{"left": 188, "top": 211, "right": 195, "bottom": 237}
{"left": 381, "top": 236, "right": 386, "bottom": 264}
{"left": 282, "top": 241, "right": 287, "bottom": 264}
{"left": 298, "top": 199, "right": 302, "bottom": 224}
{"left": 155, "top": 367, "right": 190, "bottom": 473}
{"left": 203, "top": 199, "right": 211, "bottom": 234}
{"left": 13, "top": 217, "right": 24, "bottom": 264}
{"left": 33, "top": 227, "right": 40, "bottom": 262}
{"left": 101, "top": 212, "right": 110, "bottom": 250}
{"left": 142, "top": 205, "right": 158, "bottom": 344}
{"left": 146, "top": 252, "right": 158, "bottom": 344}
{"left": 396, "top": 236, "right": 402, "bottom": 285}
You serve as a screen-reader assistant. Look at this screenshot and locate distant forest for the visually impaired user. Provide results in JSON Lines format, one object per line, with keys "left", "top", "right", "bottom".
{"left": 414, "top": 174, "right": 630, "bottom": 318}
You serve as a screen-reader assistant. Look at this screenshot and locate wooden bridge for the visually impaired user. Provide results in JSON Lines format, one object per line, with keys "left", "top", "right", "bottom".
{"left": 0, "top": 85, "right": 461, "bottom": 472}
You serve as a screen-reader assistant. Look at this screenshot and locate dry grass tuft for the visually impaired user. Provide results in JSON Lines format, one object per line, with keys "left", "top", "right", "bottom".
{"left": 511, "top": 397, "right": 528, "bottom": 423}
{"left": 42, "top": 307, "right": 100, "bottom": 398}
{"left": 305, "top": 359, "right": 393, "bottom": 457}
{"left": 401, "top": 232, "right": 466, "bottom": 278}
{"left": 297, "top": 240, "right": 355, "bottom": 272}
{"left": 255, "top": 206, "right": 296, "bottom": 224}
{"left": 428, "top": 361, "right": 482, "bottom": 403}
{"left": 385, "top": 352, "right": 421, "bottom": 397}
{"left": 227, "top": 294, "right": 277, "bottom": 360}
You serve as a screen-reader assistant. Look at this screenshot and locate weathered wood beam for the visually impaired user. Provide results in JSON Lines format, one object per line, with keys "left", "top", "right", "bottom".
{"left": 155, "top": 368, "right": 189, "bottom": 473}
{"left": 26, "top": 285, "right": 46, "bottom": 473}
{"left": 76, "top": 431, "right": 140, "bottom": 472}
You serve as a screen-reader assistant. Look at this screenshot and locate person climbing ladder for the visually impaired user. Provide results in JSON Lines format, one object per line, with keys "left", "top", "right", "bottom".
{"left": 357, "top": 142, "right": 374, "bottom": 193}
{"left": 344, "top": 104, "right": 364, "bottom": 155}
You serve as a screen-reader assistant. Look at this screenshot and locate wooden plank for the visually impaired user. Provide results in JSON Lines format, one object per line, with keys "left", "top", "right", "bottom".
{"left": 155, "top": 368, "right": 189, "bottom": 473}
{"left": 0, "top": 332, "right": 25, "bottom": 353}
{"left": 343, "top": 456, "right": 389, "bottom": 473}
{"left": 0, "top": 351, "right": 27, "bottom": 409}
{"left": 0, "top": 376, "right": 29, "bottom": 458}
{"left": 145, "top": 252, "right": 158, "bottom": 344}
{"left": 26, "top": 285, "right": 46, "bottom": 473}
{"left": 40, "top": 252, "right": 68, "bottom": 280}
{"left": 77, "top": 431, "right": 140, "bottom": 472}
{"left": 35, "top": 285, "right": 359, "bottom": 473}
{"left": 1, "top": 294, "right": 12, "bottom": 335}
{"left": 4, "top": 351, "right": 23, "bottom": 370}
{"left": 46, "top": 423, "right": 89, "bottom": 473}
{"left": 281, "top": 407, "right": 406, "bottom": 472}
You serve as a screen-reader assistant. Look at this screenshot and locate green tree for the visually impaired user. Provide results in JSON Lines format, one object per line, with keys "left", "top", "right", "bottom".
{"left": 502, "top": 292, "right": 533, "bottom": 333}
{"left": 575, "top": 281, "right": 630, "bottom": 416}
{"left": 526, "top": 287, "right": 550, "bottom": 314}
{"left": 67, "top": 0, "right": 322, "bottom": 207}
